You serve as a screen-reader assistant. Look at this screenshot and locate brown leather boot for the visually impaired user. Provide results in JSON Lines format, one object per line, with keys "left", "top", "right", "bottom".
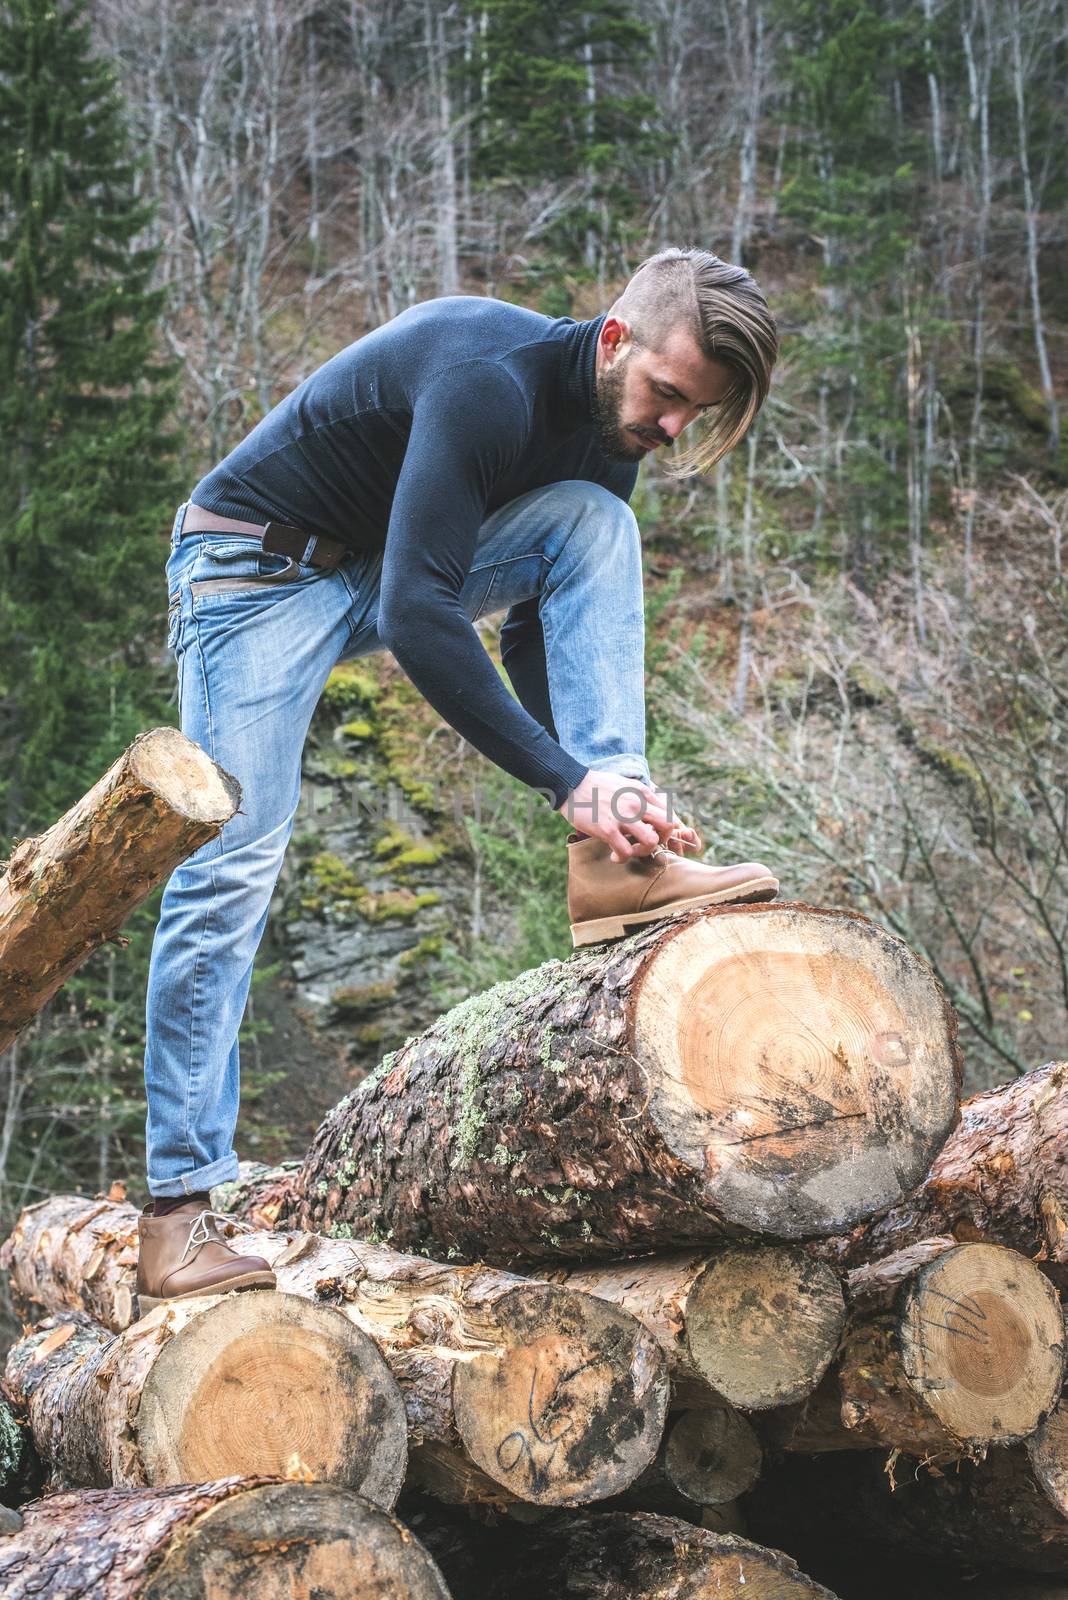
{"left": 136, "top": 1201, "right": 276, "bottom": 1315}
{"left": 567, "top": 833, "right": 779, "bottom": 947}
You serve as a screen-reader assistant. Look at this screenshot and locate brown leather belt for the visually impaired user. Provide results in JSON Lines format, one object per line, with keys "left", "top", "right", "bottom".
{"left": 181, "top": 502, "right": 347, "bottom": 572}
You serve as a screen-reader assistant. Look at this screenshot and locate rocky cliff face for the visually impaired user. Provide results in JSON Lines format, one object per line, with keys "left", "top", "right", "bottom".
{"left": 253, "top": 658, "right": 481, "bottom": 1135}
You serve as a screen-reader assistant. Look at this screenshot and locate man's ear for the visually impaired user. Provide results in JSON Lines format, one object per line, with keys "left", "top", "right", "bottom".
{"left": 600, "top": 315, "right": 634, "bottom": 363}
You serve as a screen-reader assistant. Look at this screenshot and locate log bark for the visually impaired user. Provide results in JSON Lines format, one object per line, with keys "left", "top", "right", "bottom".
{"left": 766, "top": 1242, "right": 1064, "bottom": 1456}
{"left": 0, "top": 1479, "right": 451, "bottom": 1599}
{"left": 820, "top": 1061, "right": 1068, "bottom": 1286}
{"left": 2, "top": 1194, "right": 670, "bottom": 1510}
{"left": 405, "top": 1504, "right": 842, "bottom": 1599}
{"left": 0, "top": 729, "right": 240, "bottom": 1052}
{"left": 4, "top": 1299, "right": 406, "bottom": 1506}
{"left": 296, "top": 903, "right": 962, "bottom": 1260}
{"left": 547, "top": 1244, "right": 846, "bottom": 1409}
{"left": 0, "top": 1191, "right": 143, "bottom": 1331}
{"left": 211, "top": 1159, "right": 302, "bottom": 1230}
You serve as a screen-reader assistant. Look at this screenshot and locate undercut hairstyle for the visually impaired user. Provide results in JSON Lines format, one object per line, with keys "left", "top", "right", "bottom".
{"left": 608, "top": 247, "right": 778, "bottom": 474}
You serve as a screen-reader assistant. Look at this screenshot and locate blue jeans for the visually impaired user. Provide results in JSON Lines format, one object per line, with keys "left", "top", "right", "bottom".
{"left": 144, "top": 481, "right": 650, "bottom": 1194}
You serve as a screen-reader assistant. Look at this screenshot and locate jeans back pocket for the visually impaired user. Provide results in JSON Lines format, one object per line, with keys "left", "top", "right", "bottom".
{"left": 188, "top": 535, "right": 307, "bottom": 601}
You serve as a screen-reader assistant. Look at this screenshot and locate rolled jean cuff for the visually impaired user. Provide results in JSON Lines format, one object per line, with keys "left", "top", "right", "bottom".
{"left": 593, "top": 754, "right": 651, "bottom": 785}
{"left": 147, "top": 1153, "right": 240, "bottom": 1199}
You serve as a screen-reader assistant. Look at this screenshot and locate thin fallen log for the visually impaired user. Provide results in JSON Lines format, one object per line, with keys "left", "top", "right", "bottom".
{"left": 257, "top": 1226, "right": 668, "bottom": 1509}
{"left": 0, "top": 728, "right": 240, "bottom": 1052}
{"left": 1, "top": 1190, "right": 144, "bottom": 1331}
{"left": 296, "top": 903, "right": 962, "bottom": 1260}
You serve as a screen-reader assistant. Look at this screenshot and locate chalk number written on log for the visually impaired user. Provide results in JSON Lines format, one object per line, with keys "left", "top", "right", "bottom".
{"left": 919, "top": 1287, "right": 990, "bottom": 1346}
{"left": 496, "top": 1356, "right": 610, "bottom": 1495}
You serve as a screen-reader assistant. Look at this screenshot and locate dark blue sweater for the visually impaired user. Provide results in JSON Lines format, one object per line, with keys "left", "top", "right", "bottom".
{"left": 192, "top": 297, "right": 638, "bottom": 808}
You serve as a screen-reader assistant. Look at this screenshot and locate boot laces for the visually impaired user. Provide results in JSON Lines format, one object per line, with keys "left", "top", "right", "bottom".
{"left": 179, "top": 1209, "right": 252, "bottom": 1263}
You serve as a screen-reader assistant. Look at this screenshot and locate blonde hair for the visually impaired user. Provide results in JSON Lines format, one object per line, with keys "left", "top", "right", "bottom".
{"left": 609, "top": 247, "right": 778, "bottom": 473}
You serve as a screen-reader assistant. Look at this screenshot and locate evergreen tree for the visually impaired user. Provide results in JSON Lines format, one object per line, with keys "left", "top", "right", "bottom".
{"left": 0, "top": 0, "right": 180, "bottom": 1223}
{"left": 460, "top": 0, "right": 656, "bottom": 296}
{"left": 464, "top": 0, "right": 653, "bottom": 183}
{"left": 772, "top": 0, "right": 928, "bottom": 579}
{"left": 0, "top": 0, "right": 178, "bottom": 835}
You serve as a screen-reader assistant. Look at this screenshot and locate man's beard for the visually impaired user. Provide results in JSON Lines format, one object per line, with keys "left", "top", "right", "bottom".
{"left": 593, "top": 360, "right": 648, "bottom": 462}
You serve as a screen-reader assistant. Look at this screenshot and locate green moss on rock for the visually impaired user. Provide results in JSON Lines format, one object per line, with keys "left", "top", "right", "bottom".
{"left": 298, "top": 851, "right": 368, "bottom": 917}
{"left": 372, "top": 822, "right": 445, "bottom": 870}
{"left": 361, "top": 889, "right": 441, "bottom": 923}
{"left": 397, "top": 934, "right": 445, "bottom": 969}
{"left": 330, "top": 980, "right": 398, "bottom": 1019}
{"left": 354, "top": 1022, "right": 386, "bottom": 1045}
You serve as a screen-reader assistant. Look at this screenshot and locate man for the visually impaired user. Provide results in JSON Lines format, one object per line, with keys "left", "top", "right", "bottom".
{"left": 136, "top": 247, "right": 780, "bottom": 1309}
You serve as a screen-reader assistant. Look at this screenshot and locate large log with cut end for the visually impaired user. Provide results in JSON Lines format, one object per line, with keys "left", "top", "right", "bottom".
{"left": 244, "top": 1226, "right": 668, "bottom": 1509}
{"left": 820, "top": 1061, "right": 1068, "bottom": 1286}
{"left": 1, "top": 1194, "right": 669, "bottom": 1510}
{"left": 548, "top": 1244, "right": 846, "bottom": 1409}
{"left": 4, "top": 1299, "right": 406, "bottom": 1506}
{"left": 296, "top": 903, "right": 962, "bottom": 1260}
{"left": 0, "top": 728, "right": 240, "bottom": 1052}
{"left": 766, "top": 1241, "right": 1065, "bottom": 1456}
{"left": 406, "top": 1504, "right": 842, "bottom": 1599}
{"left": 0, "top": 1479, "right": 451, "bottom": 1600}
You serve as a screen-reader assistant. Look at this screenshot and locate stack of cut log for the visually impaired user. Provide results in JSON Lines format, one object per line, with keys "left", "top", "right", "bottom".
{"left": 2, "top": 736, "right": 1067, "bottom": 1598}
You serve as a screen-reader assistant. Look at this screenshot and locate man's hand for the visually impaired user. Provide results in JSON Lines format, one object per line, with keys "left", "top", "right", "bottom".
{"left": 557, "top": 770, "right": 703, "bottom": 864}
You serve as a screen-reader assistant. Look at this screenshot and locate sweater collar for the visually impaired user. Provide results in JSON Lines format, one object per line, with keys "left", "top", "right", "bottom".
{"left": 557, "top": 313, "right": 605, "bottom": 427}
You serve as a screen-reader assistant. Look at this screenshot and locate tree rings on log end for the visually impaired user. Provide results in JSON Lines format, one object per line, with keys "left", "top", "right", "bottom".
{"left": 664, "top": 1407, "right": 762, "bottom": 1506}
{"left": 139, "top": 1483, "right": 450, "bottom": 1600}
{"left": 685, "top": 1245, "right": 846, "bottom": 1408}
{"left": 631, "top": 905, "right": 961, "bottom": 1237}
{"left": 129, "top": 727, "right": 241, "bottom": 823}
{"left": 900, "top": 1244, "right": 1065, "bottom": 1448}
{"left": 448, "top": 1284, "right": 668, "bottom": 1506}
{"left": 135, "top": 1292, "right": 406, "bottom": 1506}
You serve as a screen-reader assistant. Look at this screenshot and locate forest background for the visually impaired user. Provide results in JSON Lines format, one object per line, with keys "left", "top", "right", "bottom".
{"left": 0, "top": 0, "right": 1064, "bottom": 1233}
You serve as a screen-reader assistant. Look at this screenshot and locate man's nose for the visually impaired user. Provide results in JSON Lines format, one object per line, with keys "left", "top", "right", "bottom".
{"left": 657, "top": 410, "right": 689, "bottom": 441}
